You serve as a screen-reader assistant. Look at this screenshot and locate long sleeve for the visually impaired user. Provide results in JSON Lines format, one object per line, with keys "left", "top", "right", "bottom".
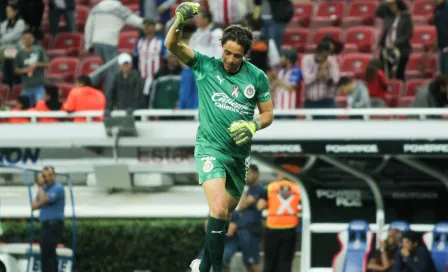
{"left": 0, "top": 19, "right": 25, "bottom": 45}
{"left": 124, "top": 13, "right": 144, "bottom": 29}
{"left": 268, "top": 38, "right": 280, "bottom": 68}
{"left": 328, "top": 57, "right": 340, "bottom": 84}
{"left": 375, "top": 2, "right": 391, "bottom": 18}
{"left": 352, "top": 83, "right": 370, "bottom": 108}
{"left": 84, "top": 13, "right": 93, "bottom": 51}
{"left": 394, "top": 13, "right": 413, "bottom": 49}
{"left": 302, "top": 55, "right": 318, "bottom": 85}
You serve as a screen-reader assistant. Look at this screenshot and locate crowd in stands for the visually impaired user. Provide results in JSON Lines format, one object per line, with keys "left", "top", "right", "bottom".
{"left": 0, "top": 0, "right": 447, "bottom": 124}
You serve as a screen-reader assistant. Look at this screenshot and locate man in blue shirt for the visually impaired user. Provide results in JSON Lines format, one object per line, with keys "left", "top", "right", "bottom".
{"left": 395, "top": 231, "right": 436, "bottom": 272}
{"left": 32, "top": 166, "right": 65, "bottom": 272}
{"left": 235, "top": 164, "right": 264, "bottom": 272}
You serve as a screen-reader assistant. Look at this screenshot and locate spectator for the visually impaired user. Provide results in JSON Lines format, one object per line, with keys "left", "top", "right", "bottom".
{"left": 302, "top": 42, "right": 340, "bottom": 109}
{"left": 245, "top": 15, "right": 280, "bottom": 73}
{"left": 271, "top": 49, "right": 302, "bottom": 110}
{"left": 430, "top": 0, "right": 448, "bottom": 75}
{"left": 31, "top": 166, "right": 65, "bottom": 272}
{"left": 9, "top": 95, "right": 30, "bottom": 123}
{"left": 367, "top": 228, "right": 401, "bottom": 272}
{"left": 366, "top": 59, "right": 389, "bottom": 108}
{"left": 149, "top": 51, "right": 182, "bottom": 109}
{"left": 208, "top": 0, "right": 254, "bottom": 27}
{"left": 107, "top": 53, "right": 143, "bottom": 111}
{"left": 412, "top": 75, "right": 448, "bottom": 108}
{"left": 17, "top": 0, "right": 45, "bottom": 41}
{"left": 84, "top": 0, "right": 143, "bottom": 97}
{"left": 177, "top": 65, "right": 199, "bottom": 109}
{"left": 338, "top": 76, "right": 371, "bottom": 109}
{"left": 33, "top": 85, "right": 62, "bottom": 123}
{"left": 375, "top": 0, "right": 413, "bottom": 81}
{"left": 255, "top": 0, "right": 294, "bottom": 50}
{"left": 135, "top": 19, "right": 165, "bottom": 98}
{"left": 0, "top": 3, "right": 25, "bottom": 87}
{"left": 236, "top": 164, "right": 264, "bottom": 272}
{"left": 141, "top": 0, "right": 176, "bottom": 31}
{"left": 48, "top": 0, "right": 76, "bottom": 37}
{"left": 189, "top": 9, "right": 223, "bottom": 59}
{"left": 321, "top": 35, "right": 344, "bottom": 66}
{"left": 62, "top": 75, "right": 106, "bottom": 122}
{"left": 395, "top": 231, "right": 437, "bottom": 272}
{"left": 14, "top": 30, "right": 49, "bottom": 107}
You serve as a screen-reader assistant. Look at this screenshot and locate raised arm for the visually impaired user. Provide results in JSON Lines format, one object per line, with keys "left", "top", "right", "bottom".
{"left": 164, "top": 2, "right": 200, "bottom": 64}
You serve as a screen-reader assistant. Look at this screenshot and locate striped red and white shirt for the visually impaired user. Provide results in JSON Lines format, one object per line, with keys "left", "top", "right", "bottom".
{"left": 207, "top": 0, "right": 252, "bottom": 26}
{"left": 135, "top": 35, "right": 165, "bottom": 95}
{"left": 301, "top": 54, "right": 340, "bottom": 101}
{"left": 274, "top": 66, "right": 302, "bottom": 110}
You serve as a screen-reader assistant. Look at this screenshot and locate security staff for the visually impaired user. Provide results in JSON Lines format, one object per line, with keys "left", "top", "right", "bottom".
{"left": 32, "top": 166, "right": 65, "bottom": 272}
{"left": 257, "top": 175, "right": 301, "bottom": 272}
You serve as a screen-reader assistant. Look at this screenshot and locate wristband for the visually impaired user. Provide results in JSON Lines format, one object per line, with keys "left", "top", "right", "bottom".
{"left": 253, "top": 118, "right": 262, "bottom": 130}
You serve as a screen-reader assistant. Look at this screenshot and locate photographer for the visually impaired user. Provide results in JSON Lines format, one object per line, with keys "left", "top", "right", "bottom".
{"left": 367, "top": 229, "right": 400, "bottom": 272}
{"left": 31, "top": 166, "right": 65, "bottom": 272}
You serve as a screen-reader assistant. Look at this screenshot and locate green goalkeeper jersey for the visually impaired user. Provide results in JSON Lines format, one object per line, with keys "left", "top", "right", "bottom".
{"left": 187, "top": 50, "right": 271, "bottom": 158}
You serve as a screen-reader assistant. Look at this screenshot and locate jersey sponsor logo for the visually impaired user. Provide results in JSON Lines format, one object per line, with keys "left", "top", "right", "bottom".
{"left": 211, "top": 93, "right": 251, "bottom": 115}
{"left": 216, "top": 75, "right": 225, "bottom": 85}
{"left": 231, "top": 85, "right": 239, "bottom": 97}
{"left": 243, "top": 84, "right": 256, "bottom": 99}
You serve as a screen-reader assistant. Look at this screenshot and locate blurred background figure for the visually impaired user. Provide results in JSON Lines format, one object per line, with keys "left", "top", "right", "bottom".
{"left": 412, "top": 75, "right": 448, "bottom": 108}
{"left": 33, "top": 85, "right": 62, "bottom": 123}
{"left": 395, "top": 231, "right": 437, "bottom": 272}
{"left": 367, "top": 228, "right": 401, "bottom": 272}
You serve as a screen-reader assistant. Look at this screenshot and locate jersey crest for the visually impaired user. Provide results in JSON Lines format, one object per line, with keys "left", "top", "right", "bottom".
{"left": 243, "top": 84, "right": 256, "bottom": 99}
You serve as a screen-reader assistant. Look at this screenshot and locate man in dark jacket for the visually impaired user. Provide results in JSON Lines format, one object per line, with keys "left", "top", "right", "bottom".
{"left": 48, "top": 0, "right": 76, "bottom": 36}
{"left": 395, "top": 231, "right": 436, "bottom": 272}
{"left": 107, "top": 53, "right": 143, "bottom": 111}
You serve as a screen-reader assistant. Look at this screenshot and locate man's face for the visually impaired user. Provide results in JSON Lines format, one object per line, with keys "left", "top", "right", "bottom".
{"left": 195, "top": 12, "right": 208, "bottom": 28}
{"left": 387, "top": 229, "right": 399, "bottom": 247}
{"left": 402, "top": 238, "right": 418, "bottom": 252}
{"left": 41, "top": 168, "right": 56, "bottom": 184}
{"left": 315, "top": 51, "right": 330, "bottom": 63}
{"left": 22, "top": 33, "right": 34, "bottom": 47}
{"left": 246, "top": 169, "right": 259, "bottom": 185}
{"left": 143, "top": 23, "right": 155, "bottom": 36}
{"left": 222, "top": 41, "right": 245, "bottom": 74}
{"left": 120, "top": 63, "right": 132, "bottom": 74}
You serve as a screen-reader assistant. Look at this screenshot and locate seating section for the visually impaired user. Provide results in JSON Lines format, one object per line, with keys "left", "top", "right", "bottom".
{"left": 422, "top": 222, "right": 448, "bottom": 272}
{"left": 332, "top": 220, "right": 373, "bottom": 272}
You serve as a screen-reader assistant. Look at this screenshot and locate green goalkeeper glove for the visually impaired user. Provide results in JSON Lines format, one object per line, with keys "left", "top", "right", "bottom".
{"left": 175, "top": 2, "right": 200, "bottom": 24}
{"left": 228, "top": 120, "right": 262, "bottom": 146}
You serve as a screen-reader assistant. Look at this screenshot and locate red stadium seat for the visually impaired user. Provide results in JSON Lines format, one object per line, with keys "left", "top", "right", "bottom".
{"left": 39, "top": 35, "right": 53, "bottom": 50}
{"left": 340, "top": 53, "right": 372, "bottom": 78}
{"left": 412, "top": 0, "right": 434, "bottom": 25}
{"left": 0, "top": 84, "right": 9, "bottom": 101}
{"left": 121, "top": 0, "right": 138, "bottom": 5}
{"left": 335, "top": 95, "right": 348, "bottom": 108}
{"left": 282, "top": 28, "right": 309, "bottom": 53}
{"left": 385, "top": 79, "right": 404, "bottom": 107}
{"left": 306, "top": 27, "right": 343, "bottom": 53}
{"left": 404, "top": 79, "right": 429, "bottom": 96}
{"left": 47, "top": 32, "right": 84, "bottom": 59}
{"left": 344, "top": 26, "right": 375, "bottom": 53}
{"left": 342, "top": 1, "right": 378, "bottom": 27}
{"left": 406, "top": 54, "right": 437, "bottom": 79}
{"left": 56, "top": 83, "right": 75, "bottom": 101}
{"left": 76, "top": 0, "right": 89, "bottom": 5}
{"left": 291, "top": 2, "right": 314, "bottom": 27}
{"left": 397, "top": 96, "right": 415, "bottom": 108}
{"left": 79, "top": 56, "right": 103, "bottom": 76}
{"left": 76, "top": 6, "right": 90, "bottom": 32}
{"left": 411, "top": 26, "right": 436, "bottom": 53}
{"left": 46, "top": 57, "right": 80, "bottom": 83}
{"left": 11, "top": 85, "right": 22, "bottom": 101}
{"left": 311, "top": 2, "right": 346, "bottom": 28}
{"left": 118, "top": 31, "right": 139, "bottom": 54}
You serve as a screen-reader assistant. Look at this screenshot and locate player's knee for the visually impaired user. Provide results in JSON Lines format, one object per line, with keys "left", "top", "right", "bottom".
{"left": 209, "top": 204, "right": 228, "bottom": 219}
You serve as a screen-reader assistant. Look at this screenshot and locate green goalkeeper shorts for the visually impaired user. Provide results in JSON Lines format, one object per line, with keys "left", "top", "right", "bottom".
{"left": 194, "top": 146, "right": 250, "bottom": 200}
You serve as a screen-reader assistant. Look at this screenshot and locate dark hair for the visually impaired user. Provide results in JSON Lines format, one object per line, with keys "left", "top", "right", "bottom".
{"left": 199, "top": 9, "right": 212, "bottom": 23}
{"left": 395, "top": 0, "right": 408, "bottom": 11}
{"left": 402, "top": 231, "right": 421, "bottom": 244}
{"left": 316, "top": 42, "right": 331, "bottom": 54}
{"left": 76, "top": 75, "right": 92, "bottom": 87}
{"left": 17, "top": 95, "right": 30, "bottom": 109}
{"left": 22, "top": 29, "right": 34, "bottom": 37}
{"left": 429, "top": 75, "right": 448, "bottom": 107}
{"left": 365, "top": 59, "right": 383, "bottom": 83}
{"left": 249, "top": 164, "right": 259, "bottom": 172}
{"left": 44, "top": 84, "right": 62, "bottom": 111}
{"left": 337, "top": 76, "right": 353, "bottom": 87}
{"left": 43, "top": 165, "right": 55, "bottom": 174}
{"left": 220, "top": 24, "right": 254, "bottom": 55}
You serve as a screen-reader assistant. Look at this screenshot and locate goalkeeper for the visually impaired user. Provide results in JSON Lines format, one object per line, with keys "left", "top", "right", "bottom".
{"left": 164, "top": 2, "right": 274, "bottom": 272}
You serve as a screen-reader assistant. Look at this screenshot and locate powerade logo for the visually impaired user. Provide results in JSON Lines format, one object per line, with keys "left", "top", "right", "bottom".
{"left": 251, "top": 144, "right": 302, "bottom": 153}
{"left": 0, "top": 148, "right": 40, "bottom": 164}
{"left": 403, "top": 144, "right": 448, "bottom": 153}
{"left": 325, "top": 144, "right": 379, "bottom": 154}
{"left": 316, "top": 189, "right": 363, "bottom": 207}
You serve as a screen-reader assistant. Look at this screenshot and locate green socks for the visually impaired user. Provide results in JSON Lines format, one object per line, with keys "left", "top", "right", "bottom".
{"left": 199, "top": 216, "right": 227, "bottom": 272}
